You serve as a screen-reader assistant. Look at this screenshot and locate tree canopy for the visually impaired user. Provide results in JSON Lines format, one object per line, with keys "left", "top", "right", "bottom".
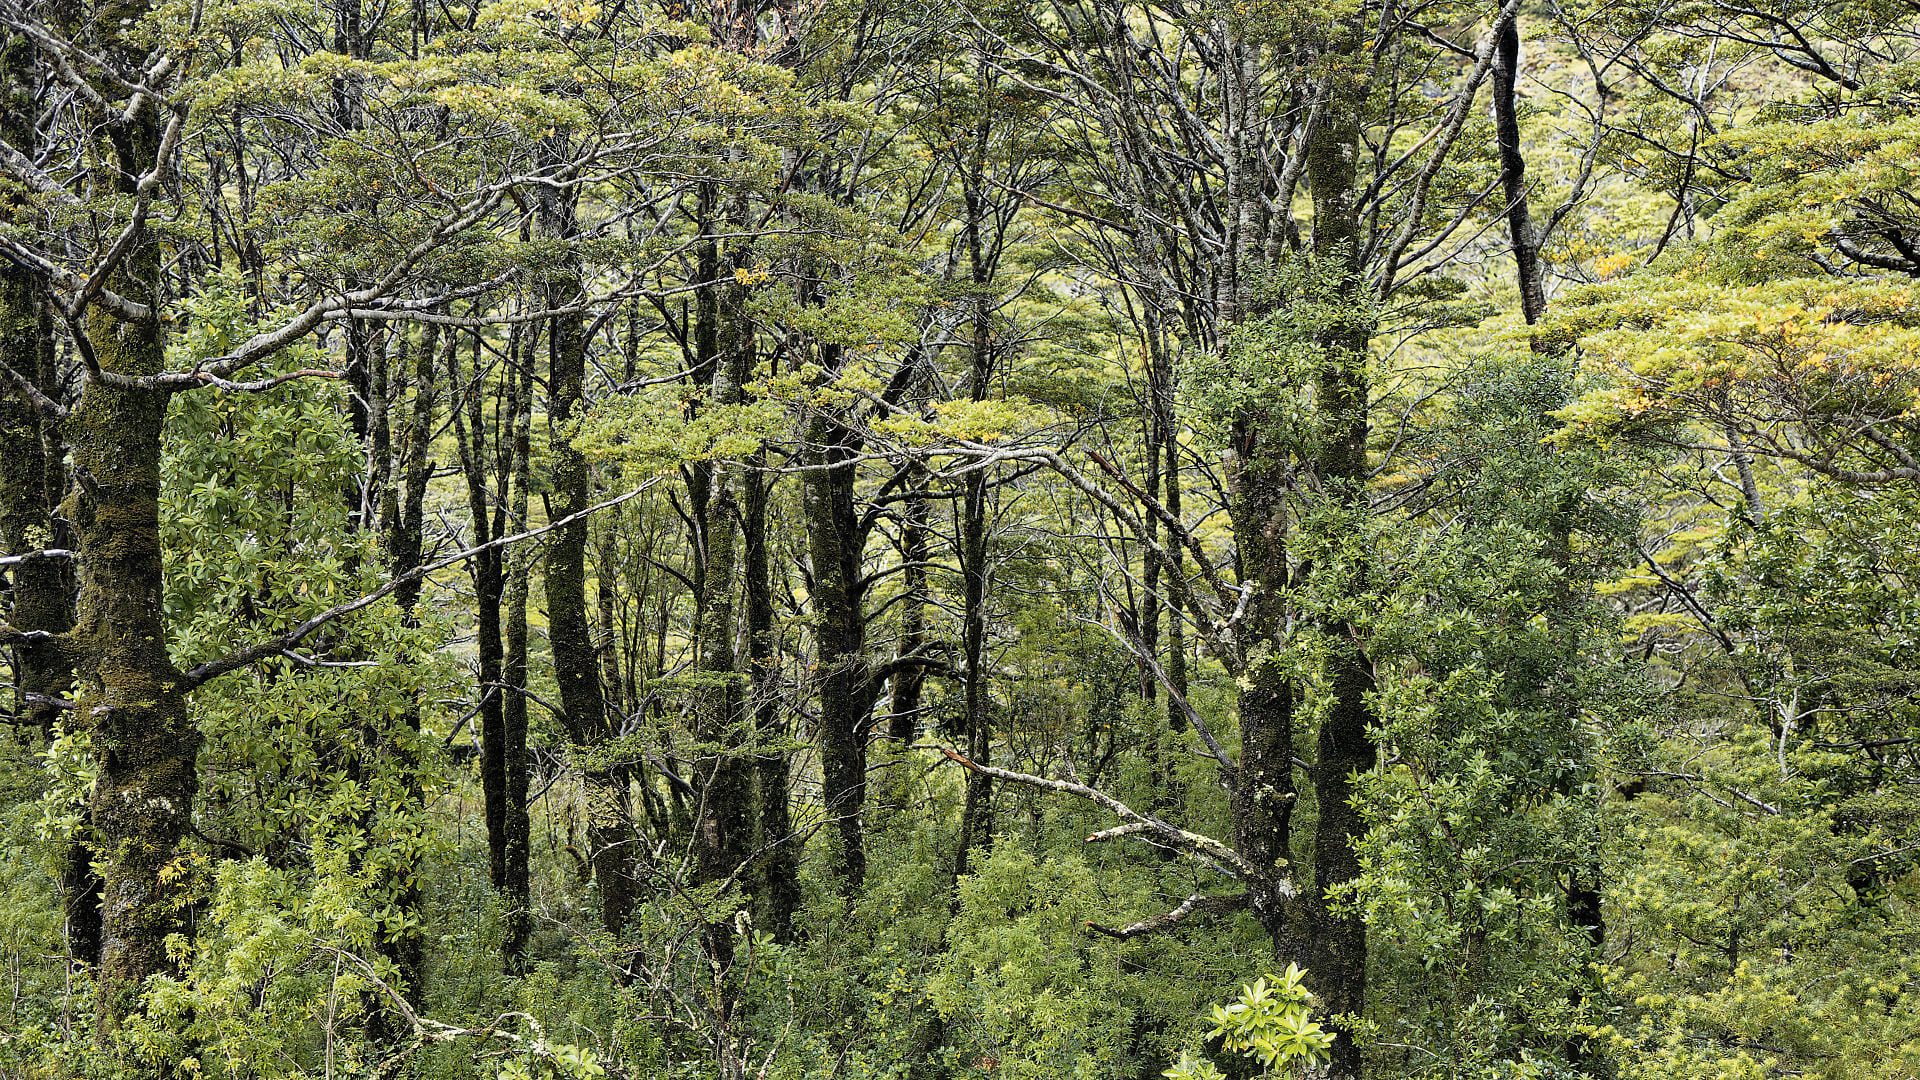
{"left": 0, "top": 0, "right": 1916, "bottom": 1076}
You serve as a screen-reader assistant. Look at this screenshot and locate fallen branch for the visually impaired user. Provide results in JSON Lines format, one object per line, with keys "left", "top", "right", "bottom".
{"left": 1086, "top": 893, "right": 1249, "bottom": 939}
{"left": 939, "top": 747, "right": 1279, "bottom": 889}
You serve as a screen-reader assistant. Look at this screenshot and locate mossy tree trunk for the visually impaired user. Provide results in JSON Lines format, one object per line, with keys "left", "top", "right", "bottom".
{"left": 73, "top": 321, "right": 195, "bottom": 1038}
{"left": 688, "top": 179, "right": 758, "bottom": 1052}
{"left": 54, "top": 17, "right": 203, "bottom": 1025}
{"left": 1301, "top": 60, "right": 1376, "bottom": 1080}
{"left": 539, "top": 137, "right": 636, "bottom": 940}
{"left": 803, "top": 402, "right": 876, "bottom": 893}
{"left": 1225, "top": 413, "right": 1301, "bottom": 954}
{"left": 501, "top": 324, "right": 535, "bottom": 971}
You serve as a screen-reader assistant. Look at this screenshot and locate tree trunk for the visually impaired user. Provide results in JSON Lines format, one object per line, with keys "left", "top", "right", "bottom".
{"left": 453, "top": 329, "right": 510, "bottom": 894}
{"left": 1303, "top": 65, "right": 1377, "bottom": 1080}
{"left": 687, "top": 185, "right": 759, "bottom": 1067}
{"left": 539, "top": 137, "right": 636, "bottom": 939}
{"left": 693, "top": 478, "right": 750, "bottom": 891}
{"left": 804, "top": 411, "right": 871, "bottom": 893}
{"left": 1148, "top": 313, "right": 1187, "bottom": 819}
{"left": 1226, "top": 419, "right": 1299, "bottom": 951}
{"left": 745, "top": 460, "right": 798, "bottom": 941}
{"left": 501, "top": 330, "right": 534, "bottom": 971}
{"left": 887, "top": 477, "right": 928, "bottom": 746}
{"left": 953, "top": 171, "right": 996, "bottom": 881}
{"left": 73, "top": 332, "right": 195, "bottom": 1037}
{"left": 1493, "top": 11, "right": 1547, "bottom": 328}
{"left": 59, "top": 40, "right": 200, "bottom": 1024}
{"left": 693, "top": 462, "right": 751, "bottom": 1078}
{"left": 952, "top": 463, "right": 992, "bottom": 880}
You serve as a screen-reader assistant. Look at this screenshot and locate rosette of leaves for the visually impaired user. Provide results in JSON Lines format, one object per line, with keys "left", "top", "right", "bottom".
{"left": 1165, "top": 966, "right": 1336, "bottom": 1080}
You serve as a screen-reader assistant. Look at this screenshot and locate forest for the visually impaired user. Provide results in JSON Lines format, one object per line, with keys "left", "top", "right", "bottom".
{"left": 0, "top": 0, "right": 1916, "bottom": 1074}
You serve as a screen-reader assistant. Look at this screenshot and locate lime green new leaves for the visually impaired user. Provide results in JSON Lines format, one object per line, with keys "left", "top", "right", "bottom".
{"left": 575, "top": 386, "right": 786, "bottom": 477}
{"left": 1542, "top": 52, "right": 1920, "bottom": 462}
{"left": 1549, "top": 277, "right": 1920, "bottom": 452}
{"left": 1703, "top": 107, "right": 1920, "bottom": 283}
{"left": 1164, "top": 967, "right": 1335, "bottom": 1080}
{"left": 1205, "top": 967, "right": 1337, "bottom": 1071}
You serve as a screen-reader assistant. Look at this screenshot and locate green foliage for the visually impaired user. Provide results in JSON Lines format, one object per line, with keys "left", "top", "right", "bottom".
{"left": 1599, "top": 736, "right": 1920, "bottom": 1080}
{"left": 0, "top": 742, "right": 72, "bottom": 1070}
{"left": 1173, "top": 966, "right": 1335, "bottom": 1078}
{"left": 6, "top": 0, "right": 1920, "bottom": 1074}
{"left": 1592, "top": 482, "right": 1920, "bottom": 1080}
{"left": 1185, "top": 255, "right": 1380, "bottom": 452}
{"left": 1339, "top": 352, "right": 1648, "bottom": 1077}
{"left": 931, "top": 845, "right": 1138, "bottom": 1080}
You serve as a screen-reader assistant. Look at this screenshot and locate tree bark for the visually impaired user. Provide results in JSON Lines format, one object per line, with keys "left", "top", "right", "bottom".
{"left": 62, "top": 31, "right": 199, "bottom": 1025}
{"left": 1302, "top": 63, "right": 1377, "bottom": 1080}
{"left": 744, "top": 459, "right": 798, "bottom": 941}
{"left": 887, "top": 477, "right": 929, "bottom": 746}
{"left": 539, "top": 135, "right": 636, "bottom": 939}
{"left": 688, "top": 182, "right": 758, "bottom": 1051}
{"left": 1226, "top": 419, "right": 1299, "bottom": 951}
{"left": 693, "top": 479, "right": 750, "bottom": 895}
{"left": 500, "top": 334, "right": 534, "bottom": 971}
{"left": 73, "top": 324, "right": 194, "bottom": 1037}
{"left": 953, "top": 166, "right": 996, "bottom": 881}
{"left": 1493, "top": 11, "right": 1547, "bottom": 328}
{"left": 453, "top": 328, "right": 510, "bottom": 894}
{"left": 804, "top": 408, "right": 873, "bottom": 892}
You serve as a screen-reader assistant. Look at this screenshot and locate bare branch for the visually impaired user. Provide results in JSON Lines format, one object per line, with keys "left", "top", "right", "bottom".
{"left": 1086, "top": 893, "right": 1249, "bottom": 939}
{"left": 0, "top": 356, "right": 67, "bottom": 419}
{"left": 182, "top": 481, "right": 659, "bottom": 687}
{"left": 1091, "top": 609, "right": 1239, "bottom": 787}
{"left": 0, "top": 138, "right": 78, "bottom": 201}
{"left": 0, "top": 548, "right": 73, "bottom": 566}
{"left": 939, "top": 747, "right": 1278, "bottom": 887}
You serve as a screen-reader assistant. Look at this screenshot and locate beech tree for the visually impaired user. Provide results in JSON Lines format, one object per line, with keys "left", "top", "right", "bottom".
{"left": 0, "top": 0, "right": 1915, "bottom": 1074}
{"left": 0, "top": 0, "right": 787, "bottom": 1037}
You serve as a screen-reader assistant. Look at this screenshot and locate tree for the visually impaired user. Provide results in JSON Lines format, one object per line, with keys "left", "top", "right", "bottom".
{"left": 0, "top": 0, "right": 789, "bottom": 1034}
{"left": 1, "top": 0, "right": 1915, "bottom": 1072}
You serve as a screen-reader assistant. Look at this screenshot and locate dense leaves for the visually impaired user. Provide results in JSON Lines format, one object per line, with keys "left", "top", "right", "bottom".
{"left": 0, "top": 0, "right": 1916, "bottom": 1076}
